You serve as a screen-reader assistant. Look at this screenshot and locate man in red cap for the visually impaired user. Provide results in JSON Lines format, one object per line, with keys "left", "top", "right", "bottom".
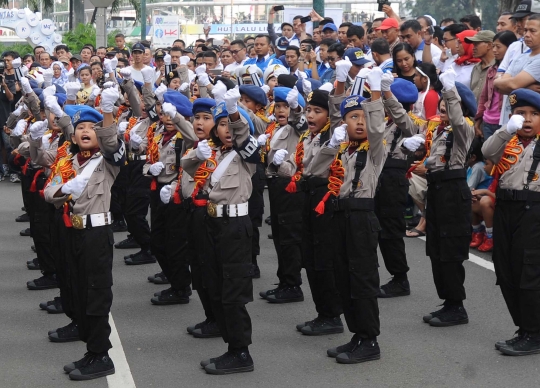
{"left": 376, "top": 18, "right": 401, "bottom": 54}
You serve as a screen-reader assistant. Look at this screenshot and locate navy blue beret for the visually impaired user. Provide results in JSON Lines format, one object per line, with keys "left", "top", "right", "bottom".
{"left": 390, "top": 78, "right": 418, "bottom": 105}
{"left": 340, "top": 95, "right": 366, "bottom": 118}
{"left": 134, "top": 80, "right": 143, "bottom": 94}
{"left": 296, "top": 78, "right": 322, "bottom": 95}
{"left": 163, "top": 91, "right": 193, "bottom": 118}
{"left": 192, "top": 98, "right": 215, "bottom": 115}
{"left": 212, "top": 102, "right": 255, "bottom": 134}
{"left": 455, "top": 82, "right": 477, "bottom": 117}
{"left": 509, "top": 88, "right": 540, "bottom": 112}
{"left": 64, "top": 105, "right": 103, "bottom": 127}
{"left": 239, "top": 85, "right": 268, "bottom": 107}
{"left": 273, "top": 87, "right": 306, "bottom": 108}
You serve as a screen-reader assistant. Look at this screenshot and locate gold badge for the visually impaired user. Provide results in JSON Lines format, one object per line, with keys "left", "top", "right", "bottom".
{"left": 509, "top": 94, "right": 517, "bottom": 106}
{"left": 534, "top": 173, "right": 539, "bottom": 182}
{"left": 307, "top": 92, "right": 314, "bottom": 102}
{"left": 355, "top": 50, "right": 365, "bottom": 59}
{"left": 213, "top": 103, "right": 224, "bottom": 117}
{"left": 344, "top": 97, "right": 359, "bottom": 109}
{"left": 71, "top": 214, "right": 84, "bottom": 229}
{"left": 207, "top": 202, "right": 218, "bottom": 217}
{"left": 357, "top": 180, "right": 363, "bottom": 188}
{"left": 169, "top": 71, "right": 174, "bottom": 78}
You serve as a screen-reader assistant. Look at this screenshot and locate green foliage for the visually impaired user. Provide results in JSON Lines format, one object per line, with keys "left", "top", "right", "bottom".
{"left": 0, "top": 42, "right": 34, "bottom": 56}
{"left": 61, "top": 23, "right": 97, "bottom": 53}
{"left": 107, "top": 30, "right": 123, "bottom": 48}
{"left": 112, "top": 0, "right": 141, "bottom": 24}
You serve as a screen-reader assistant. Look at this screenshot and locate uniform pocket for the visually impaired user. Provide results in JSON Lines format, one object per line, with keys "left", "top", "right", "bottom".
{"left": 86, "top": 273, "right": 113, "bottom": 316}
{"left": 220, "top": 162, "right": 240, "bottom": 189}
{"left": 521, "top": 249, "right": 540, "bottom": 290}
{"left": 349, "top": 265, "right": 380, "bottom": 299}
{"left": 278, "top": 211, "right": 303, "bottom": 245}
{"left": 222, "top": 263, "right": 254, "bottom": 304}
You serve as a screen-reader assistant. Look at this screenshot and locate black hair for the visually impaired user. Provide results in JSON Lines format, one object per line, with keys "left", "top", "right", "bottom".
{"left": 22, "top": 54, "right": 34, "bottom": 63}
{"left": 173, "top": 39, "right": 185, "bottom": 46}
{"left": 230, "top": 39, "right": 246, "bottom": 48}
{"left": 529, "top": 13, "right": 540, "bottom": 22}
{"left": 195, "top": 52, "right": 205, "bottom": 60}
{"left": 2, "top": 50, "right": 19, "bottom": 59}
{"left": 416, "top": 16, "right": 433, "bottom": 26}
{"left": 320, "top": 17, "right": 334, "bottom": 26}
{"left": 97, "top": 46, "right": 106, "bottom": 50}
{"left": 327, "top": 42, "right": 346, "bottom": 57}
{"left": 460, "top": 14, "right": 482, "bottom": 29}
{"left": 118, "top": 58, "right": 129, "bottom": 67}
{"left": 443, "top": 23, "right": 468, "bottom": 38}
{"left": 500, "top": 12, "right": 517, "bottom": 26}
{"left": 170, "top": 46, "right": 182, "bottom": 54}
{"left": 33, "top": 45, "right": 44, "bottom": 55}
{"left": 203, "top": 51, "right": 217, "bottom": 61}
{"left": 373, "top": 17, "right": 386, "bottom": 24}
{"left": 55, "top": 44, "right": 69, "bottom": 53}
{"left": 371, "top": 38, "right": 390, "bottom": 55}
{"left": 417, "top": 62, "right": 443, "bottom": 92}
{"left": 293, "top": 15, "right": 303, "bottom": 21}
{"left": 115, "top": 33, "right": 125, "bottom": 38}
{"left": 91, "top": 61, "right": 103, "bottom": 69}
{"left": 493, "top": 30, "right": 518, "bottom": 48}
{"left": 340, "top": 22, "right": 352, "bottom": 28}
{"left": 195, "top": 39, "right": 205, "bottom": 44}
{"left": 319, "top": 38, "right": 337, "bottom": 48}
{"left": 440, "top": 18, "right": 457, "bottom": 25}
{"left": 400, "top": 20, "right": 422, "bottom": 33}
{"left": 255, "top": 34, "right": 271, "bottom": 44}
{"left": 243, "top": 36, "right": 255, "bottom": 43}
{"left": 392, "top": 42, "right": 417, "bottom": 77}
{"left": 347, "top": 25, "right": 365, "bottom": 39}
{"left": 285, "top": 46, "right": 300, "bottom": 57}
{"left": 83, "top": 44, "right": 95, "bottom": 53}
{"left": 467, "top": 137, "right": 484, "bottom": 163}
{"left": 433, "top": 26, "right": 444, "bottom": 45}
{"left": 50, "top": 55, "right": 58, "bottom": 61}
{"left": 301, "top": 38, "right": 316, "bottom": 46}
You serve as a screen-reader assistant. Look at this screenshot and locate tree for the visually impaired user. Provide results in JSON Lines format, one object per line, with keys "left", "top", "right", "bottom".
{"left": 499, "top": 0, "right": 521, "bottom": 13}
{"left": 62, "top": 24, "right": 124, "bottom": 53}
{"left": 111, "top": 0, "right": 142, "bottom": 24}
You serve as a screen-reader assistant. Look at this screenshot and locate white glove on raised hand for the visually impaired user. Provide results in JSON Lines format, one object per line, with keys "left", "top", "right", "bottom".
{"left": 196, "top": 139, "right": 212, "bottom": 160}
{"left": 160, "top": 184, "right": 172, "bottom": 204}
{"left": 154, "top": 84, "right": 167, "bottom": 102}
{"left": 162, "top": 102, "right": 177, "bottom": 118}
{"left": 224, "top": 86, "right": 240, "bottom": 115}
{"left": 381, "top": 72, "right": 394, "bottom": 92}
{"left": 13, "top": 104, "right": 25, "bottom": 116}
{"left": 29, "top": 120, "right": 48, "bottom": 140}
{"left": 506, "top": 114, "right": 525, "bottom": 135}
{"left": 178, "top": 82, "right": 190, "bottom": 92}
{"left": 319, "top": 82, "right": 333, "bottom": 92}
{"left": 357, "top": 68, "right": 371, "bottom": 80}
{"left": 89, "top": 84, "right": 101, "bottom": 101}
{"left": 149, "top": 162, "right": 164, "bottom": 176}
{"left": 212, "top": 81, "right": 227, "bottom": 103}
{"left": 272, "top": 149, "right": 288, "bottom": 165}
{"left": 261, "top": 85, "right": 270, "bottom": 94}
{"left": 302, "top": 78, "right": 312, "bottom": 95}
{"left": 335, "top": 59, "right": 353, "bottom": 83}
{"left": 61, "top": 175, "right": 90, "bottom": 198}
{"left": 45, "top": 95, "right": 64, "bottom": 117}
{"left": 117, "top": 121, "right": 128, "bottom": 135}
{"left": 286, "top": 88, "right": 299, "bottom": 109}
{"left": 366, "top": 68, "right": 383, "bottom": 92}
{"left": 197, "top": 73, "right": 210, "bottom": 87}
{"left": 109, "top": 57, "right": 118, "bottom": 72}
{"left": 180, "top": 56, "right": 190, "bottom": 66}
{"left": 440, "top": 68, "right": 456, "bottom": 91}
{"left": 65, "top": 81, "right": 81, "bottom": 101}
{"left": 403, "top": 136, "right": 425, "bottom": 152}
{"left": 100, "top": 87, "right": 119, "bottom": 113}
{"left": 20, "top": 77, "right": 33, "bottom": 94}
{"left": 195, "top": 65, "right": 206, "bottom": 76}
{"left": 120, "top": 67, "right": 132, "bottom": 80}
{"left": 141, "top": 66, "right": 155, "bottom": 84}
{"left": 164, "top": 54, "right": 171, "bottom": 66}
{"left": 130, "top": 133, "right": 143, "bottom": 149}
{"left": 103, "top": 58, "right": 113, "bottom": 74}
{"left": 13, "top": 119, "right": 27, "bottom": 136}
{"left": 329, "top": 124, "right": 347, "bottom": 148}
{"left": 42, "top": 68, "right": 54, "bottom": 87}
{"left": 102, "top": 81, "right": 114, "bottom": 89}
{"left": 257, "top": 134, "right": 269, "bottom": 146}
{"left": 12, "top": 57, "right": 21, "bottom": 69}
{"left": 43, "top": 85, "right": 56, "bottom": 98}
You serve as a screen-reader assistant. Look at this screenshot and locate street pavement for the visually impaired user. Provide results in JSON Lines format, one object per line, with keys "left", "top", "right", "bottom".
{"left": 0, "top": 180, "right": 538, "bottom": 388}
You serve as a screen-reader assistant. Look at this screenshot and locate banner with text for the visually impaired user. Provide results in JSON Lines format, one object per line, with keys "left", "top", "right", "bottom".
{"left": 152, "top": 15, "right": 179, "bottom": 47}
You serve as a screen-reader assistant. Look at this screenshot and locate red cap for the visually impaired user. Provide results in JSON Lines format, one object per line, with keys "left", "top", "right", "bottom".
{"left": 375, "top": 18, "right": 399, "bottom": 30}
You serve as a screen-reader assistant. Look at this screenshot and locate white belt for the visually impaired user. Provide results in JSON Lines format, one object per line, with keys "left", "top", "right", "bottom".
{"left": 71, "top": 212, "right": 112, "bottom": 229}
{"left": 207, "top": 202, "right": 249, "bottom": 218}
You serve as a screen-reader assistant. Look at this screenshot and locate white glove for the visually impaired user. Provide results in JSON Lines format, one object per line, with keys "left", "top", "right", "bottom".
{"left": 19, "top": 65, "right": 28, "bottom": 78}
{"left": 440, "top": 68, "right": 456, "bottom": 91}
{"left": 319, "top": 82, "right": 333, "bottom": 92}
{"left": 297, "top": 71, "right": 308, "bottom": 80}
{"left": 212, "top": 80, "right": 227, "bottom": 103}
{"left": 381, "top": 72, "right": 394, "bottom": 92}
{"left": 261, "top": 85, "right": 270, "bottom": 94}
{"left": 109, "top": 57, "right": 118, "bottom": 72}
{"left": 120, "top": 67, "right": 131, "bottom": 80}
{"left": 335, "top": 59, "right": 353, "bottom": 83}
{"left": 42, "top": 68, "right": 54, "bottom": 87}
{"left": 65, "top": 81, "right": 81, "bottom": 101}
{"left": 13, "top": 104, "right": 25, "bottom": 116}
{"left": 100, "top": 87, "right": 119, "bottom": 113}
{"left": 196, "top": 139, "right": 212, "bottom": 160}
{"left": 160, "top": 184, "right": 172, "bottom": 204}
{"left": 162, "top": 102, "right": 177, "bottom": 118}
{"left": 257, "top": 134, "right": 269, "bottom": 146}
{"left": 20, "top": 77, "right": 33, "bottom": 94}
{"left": 43, "top": 85, "right": 56, "bottom": 98}
{"left": 302, "top": 78, "right": 312, "bottom": 95}
{"left": 195, "top": 65, "right": 206, "bottom": 76}
{"left": 117, "top": 121, "right": 128, "bottom": 135}
{"left": 149, "top": 162, "right": 164, "bottom": 176}
{"left": 286, "top": 88, "right": 299, "bottom": 110}
{"left": 103, "top": 58, "right": 113, "bottom": 74}
{"left": 329, "top": 124, "right": 347, "bottom": 148}
{"left": 29, "top": 120, "right": 48, "bottom": 140}
{"left": 273, "top": 149, "right": 288, "bottom": 165}
{"left": 130, "top": 133, "right": 143, "bottom": 149}
{"left": 141, "top": 66, "right": 155, "bottom": 84}
{"left": 357, "top": 68, "right": 371, "bottom": 79}
{"left": 366, "top": 68, "right": 383, "bottom": 92}
{"left": 154, "top": 84, "right": 167, "bottom": 102}
{"left": 506, "top": 114, "right": 525, "bottom": 135}
{"left": 102, "top": 81, "right": 114, "bottom": 89}
{"left": 403, "top": 136, "right": 425, "bottom": 152}
{"left": 224, "top": 86, "right": 240, "bottom": 115}
{"left": 89, "top": 84, "right": 101, "bottom": 101}
{"left": 178, "top": 82, "right": 190, "bottom": 92}
{"left": 61, "top": 175, "right": 90, "bottom": 198}
{"left": 197, "top": 73, "right": 210, "bottom": 87}
{"left": 180, "top": 56, "right": 190, "bottom": 66}
{"left": 13, "top": 119, "right": 27, "bottom": 136}
{"left": 45, "top": 95, "right": 64, "bottom": 117}
{"left": 164, "top": 54, "right": 171, "bottom": 66}
{"left": 12, "top": 57, "right": 21, "bottom": 69}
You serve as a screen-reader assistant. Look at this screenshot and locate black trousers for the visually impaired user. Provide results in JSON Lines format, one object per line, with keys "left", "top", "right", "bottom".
{"left": 302, "top": 182, "right": 342, "bottom": 318}
{"left": 150, "top": 183, "right": 169, "bottom": 274}
{"left": 268, "top": 177, "right": 304, "bottom": 287}
{"left": 31, "top": 174, "right": 56, "bottom": 276}
{"left": 332, "top": 209, "right": 381, "bottom": 338}
{"left": 124, "top": 161, "right": 151, "bottom": 251}
{"left": 425, "top": 176, "right": 471, "bottom": 302}
{"left": 68, "top": 226, "right": 114, "bottom": 354}
{"left": 493, "top": 199, "right": 540, "bottom": 332}
{"left": 110, "top": 164, "right": 128, "bottom": 223}
{"left": 203, "top": 215, "right": 253, "bottom": 349}
{"left": 375, "top": 167, "right": 409, "bottom": 277}
{"left": 248, "top": 164, "right": 266, "bottom": 262}
{"left": 21, "top": 164, "right": 34, "bottom": 227}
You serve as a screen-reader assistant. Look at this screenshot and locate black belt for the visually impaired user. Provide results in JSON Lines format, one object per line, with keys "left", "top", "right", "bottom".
{"left": 426, "top": 168, "right": 467, "bottom": 184}
{"left": 496, "top": 188, "right": 540, "bottom": 202}
{"left": 383, "top": 158, "right": 408, "bottom": 170}
{"left": 332, "top": 197, "right": 375, "bottom": 212}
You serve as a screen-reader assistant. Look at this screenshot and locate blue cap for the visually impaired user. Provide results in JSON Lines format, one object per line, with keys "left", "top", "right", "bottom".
{"left": 39, "top": 93, "right": 67, "bottom": 110}
{"left": 344, "top": 48, "right": 370, "bottom": 66}
{"left": 275, "top": 36, "right": 289, "bottom": 51}
{"left": 340, "top": 95, "right": 366, "bottom": 118}
{"left": 132, "top": 42, "right": 145, "bottom": 53}
{"left": 163, "top": 91, "right": 194, "bottom": 118}
{"left": 509, "top": 88, "right": 540, "bottom": 112}
{"left": 295, "top": 78, "right": 322, "bottom": 95}
{"left": 239, "top": 85, "right": 268, "bottom": 107}
{"left": 192, "top": 98, "right": 215, "bottom": 115}
{"left": 134, "top": 80, "right": 143, "bottom": 94}
{"left": 211, "top": 102, "right": 255, "bottom": 134}
{"left": 390, "top": 78, "right": 418, "bottom": 105}
{"left": 322, "top": 23, "right": 338, "bottom": 32}
{"left": 64, "top": 105, "right": 103, "bottom": 128}
{"left": 455, "top": 82, "right": 477, "bottom": 117}
{"left": 273, "top": 87, "right": 306, "bottom": 108}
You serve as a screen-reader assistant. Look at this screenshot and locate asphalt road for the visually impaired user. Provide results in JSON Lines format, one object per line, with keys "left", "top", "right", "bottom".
{"left": 0, "top": 180, "right": 538, "bottom": 388}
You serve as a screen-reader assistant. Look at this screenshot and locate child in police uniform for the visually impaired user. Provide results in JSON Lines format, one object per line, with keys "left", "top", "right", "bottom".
{"left": 44, "top": 86, "right": 126, "bottom": 381}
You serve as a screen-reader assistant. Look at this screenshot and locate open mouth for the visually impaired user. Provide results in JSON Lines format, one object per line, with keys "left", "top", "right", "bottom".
{"left": 522, "top": 126, "right": 533, "bottom": 132}
{"left": 81, "top": 134, "right": 91, "bottom": 141}
{"left": 307, "top": 121, "right": 317, "bottom": 130}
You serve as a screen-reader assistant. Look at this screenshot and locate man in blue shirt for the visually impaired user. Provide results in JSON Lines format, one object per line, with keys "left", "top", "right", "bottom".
{"left": 244, "top": 34, "right": 283, "bottom": 72}
{"left": 371, "top": 38, "right": 394, "bottom": 73}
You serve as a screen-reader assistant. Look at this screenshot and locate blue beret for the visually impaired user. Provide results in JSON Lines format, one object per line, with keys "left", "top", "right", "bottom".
{"left": 340, "top": 95, "right": 366, "bottom": 118}
{"left": 53, "top": 84, "right": 66, "bottom": 95}
{"left": 134, "top": 80, "right": 143, "bottom": 94}
{"left": 239, "top": 85, "right": 268, "bottom": 107}
{"left": 296, "top": 78, "right": 322, "bottom": 95}
{"left": 192, "top": 98, "right": 215, "bottom": 116}
{"left": 39, "top": 92, "right": 67, "bottom": 110}
{"left": 390, "top": 78, "right": 418, "bottom": 105}
{"left": 273, "top": 87, "right": 305, "bottom": 108}
{"left": 64, "top": 105, "right": 103, "bottom": 128}
{"left": 211, "top": 102, "right": 255, "bottom": 134}
{"left": 509, "top": 88, "right": 540, "bottom": 112}
{"left": 455, "top": 82, "right": 477, "bottom": 117}
{"left": 163, "top": 91, "right": 193, "bottom": 118}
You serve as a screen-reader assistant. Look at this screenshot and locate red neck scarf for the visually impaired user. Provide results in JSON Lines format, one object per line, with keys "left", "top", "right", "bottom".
{"left": 162, "top": 130, "right": 176, "bottom": 145}
{"left": 77, "top": 147, "right": 100, "bottom": 165}
{"left": 454, "top": 31, "right": 482, "bottom": 66}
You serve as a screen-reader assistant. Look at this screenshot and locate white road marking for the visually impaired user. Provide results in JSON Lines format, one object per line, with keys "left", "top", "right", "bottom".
{"left": 107, "top": 314, "right": 136, "bottom": 387}
{"left": 418, "top": 236, "right": 495, "bottom": 272}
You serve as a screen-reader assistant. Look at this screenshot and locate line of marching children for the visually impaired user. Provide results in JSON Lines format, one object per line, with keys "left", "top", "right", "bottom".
{"left": 9, "top": 49, "right": 540, "bottom": 382}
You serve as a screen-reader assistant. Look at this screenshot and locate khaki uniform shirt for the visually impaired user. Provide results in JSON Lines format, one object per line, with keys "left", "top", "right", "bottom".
{"left": 383, "top": 96, "right": 416, "bottom": 161}
{"left": 266, "top": 107, "right": 304, "bottom": 177}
